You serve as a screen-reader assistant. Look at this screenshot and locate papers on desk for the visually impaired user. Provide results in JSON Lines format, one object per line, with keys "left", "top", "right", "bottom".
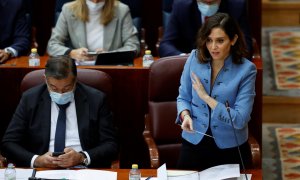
{"left": 36, "top": 169, "right": 117, "bottom": 180}
{"left": 75, "top": 60, "right": 96, "bottom": 66}
{"left": 157, "top": 163, "right": 252, "bottom": 180}
{"left": 0, "top": 168, "right": 33, "bottom": 180}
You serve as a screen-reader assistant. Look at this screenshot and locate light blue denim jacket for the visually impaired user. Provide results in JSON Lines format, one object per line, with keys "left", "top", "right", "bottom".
{"left": 176, "top": 50, "right": 257, "bottom": 149}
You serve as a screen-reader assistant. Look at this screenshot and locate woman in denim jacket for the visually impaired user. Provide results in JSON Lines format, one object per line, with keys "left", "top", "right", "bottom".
{"left": 176, "top": 13, "right": 257, "bottom": 170}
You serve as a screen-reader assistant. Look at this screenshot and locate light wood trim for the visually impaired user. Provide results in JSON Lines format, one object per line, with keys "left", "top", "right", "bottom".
{"left": 263, "top": 0, "right": 300, "bottom": 9}
{"left": 264, "top": 96, "right": 300, "bottom": 104}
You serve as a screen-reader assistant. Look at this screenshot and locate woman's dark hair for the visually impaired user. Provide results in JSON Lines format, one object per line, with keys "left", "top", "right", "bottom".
{"left": 196, "top": 13, "right": 248, "bottom": 64}
{"left": 45, "top": 55, "right": 77, "bottom": 79}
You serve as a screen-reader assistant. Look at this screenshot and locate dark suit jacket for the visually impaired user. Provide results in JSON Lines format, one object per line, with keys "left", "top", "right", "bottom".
{"left": 159, "top": 0, "right": 252, "bottom": 58}
{"left": 120, "top": 0, "right": 142, "bottom": 18}
{"left": 1, "top": 83, "right": 118, "bottom": 168}
{"left": 0, "top": 0, "right": 30, "bottom": 55}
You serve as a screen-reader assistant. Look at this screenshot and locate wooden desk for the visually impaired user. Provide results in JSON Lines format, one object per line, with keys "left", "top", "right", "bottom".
{"left": 0, "top": 56, "right": 150, "bottom": 168}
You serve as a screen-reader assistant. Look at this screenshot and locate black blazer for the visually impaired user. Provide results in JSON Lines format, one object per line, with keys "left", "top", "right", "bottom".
{"left": 1, "top": 82, "right": 118, "bottom": 168}
{"left": 159, "top": 0, "right": 252, "bottom": 58}
{"left": 0, "top": 0, "right": 30, "bottom": 55}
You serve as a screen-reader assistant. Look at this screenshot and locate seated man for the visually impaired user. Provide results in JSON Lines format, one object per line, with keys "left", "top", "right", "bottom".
{"left": 159, "top": 0, "right": 252, "bottom": 58}
{"left": 0, "top": 0, "right": 30, "bottom": 63}
{"left": 1, "top": 56, "right": 118, "bottom": 168}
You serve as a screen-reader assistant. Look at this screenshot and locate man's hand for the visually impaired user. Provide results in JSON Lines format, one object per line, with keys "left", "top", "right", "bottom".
{"left": 53, "top": 147, "right": 83, "bottom": 168}
{"left": 34, "top": 152, "right": 58, "bottom": 168}
{"left": 0, "top": 49, "right": 11, "bottom": 64}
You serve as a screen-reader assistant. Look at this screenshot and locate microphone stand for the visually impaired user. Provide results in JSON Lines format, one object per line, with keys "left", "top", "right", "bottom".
{"left": 225, "top": 101, "right": 248, "bottom": 180}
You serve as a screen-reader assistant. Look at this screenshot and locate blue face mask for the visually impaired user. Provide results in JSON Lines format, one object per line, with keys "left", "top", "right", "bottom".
{"left": 197, "top": 2, "right": 219, "bottom": 17}
{"left": 49, "top": 90, "right": 74, "bottom": 105}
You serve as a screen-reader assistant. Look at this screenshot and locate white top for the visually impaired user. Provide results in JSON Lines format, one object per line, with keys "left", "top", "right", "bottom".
{"left": 86, "top": 0, "right": 105, "bottom": 51}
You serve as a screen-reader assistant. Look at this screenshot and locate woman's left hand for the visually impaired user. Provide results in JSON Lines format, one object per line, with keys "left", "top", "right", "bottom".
{"left": 191, "top": 72, "right": 209, "bottom": 100}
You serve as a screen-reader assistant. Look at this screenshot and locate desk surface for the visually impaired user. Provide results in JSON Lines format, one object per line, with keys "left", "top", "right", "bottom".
{"left": 114, "top": 169, "right": 262, "bottom": 180}
{"left": 0, "top": 56, "right": 147, "bottom": 69}
{"left": 34, "top": 168, "right": 261, "bottom": 180}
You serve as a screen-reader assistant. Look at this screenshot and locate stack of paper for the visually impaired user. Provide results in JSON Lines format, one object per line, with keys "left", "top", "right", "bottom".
{"left": 157, "top": 163, "right": 252, "bottom": 180}
{"left": 36, "top": 169, "right": 117, "bottom": 180}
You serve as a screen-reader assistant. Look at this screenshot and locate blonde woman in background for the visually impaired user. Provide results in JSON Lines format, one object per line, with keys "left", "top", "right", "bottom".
{"left": 47, "top": 0, "right": 140, "bottom": 62}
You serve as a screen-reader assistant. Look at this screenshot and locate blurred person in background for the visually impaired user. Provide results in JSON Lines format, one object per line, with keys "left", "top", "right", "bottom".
{"left": 159, "top": 0, "right": 252, "bottom": 59}
{"left": 0, "top": 0, "right": 30, "bottom": 63}
{"left": 47, "top": 0, "right": 139, "bottom": 62}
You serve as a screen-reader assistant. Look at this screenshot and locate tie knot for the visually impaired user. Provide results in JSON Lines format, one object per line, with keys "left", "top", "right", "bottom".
{"left": 57, "top": 102, "right": 70, "bottom": 110}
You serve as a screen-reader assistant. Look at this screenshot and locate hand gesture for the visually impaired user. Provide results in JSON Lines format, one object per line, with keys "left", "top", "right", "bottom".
{"left": 191, "top": 72, "right": 209, "bottom": 100}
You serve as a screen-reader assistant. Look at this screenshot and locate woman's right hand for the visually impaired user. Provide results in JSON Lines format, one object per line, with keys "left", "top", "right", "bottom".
{"left": 69, "top": 48, "right": 94, "bottom": 61}
{"left": 181, "top": 114, "right": 194, "bottom": 133}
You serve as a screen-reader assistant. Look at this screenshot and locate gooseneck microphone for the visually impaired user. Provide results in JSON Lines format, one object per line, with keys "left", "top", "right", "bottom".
{"left": 225, "top": 101, "right": 248, "bottom": 180}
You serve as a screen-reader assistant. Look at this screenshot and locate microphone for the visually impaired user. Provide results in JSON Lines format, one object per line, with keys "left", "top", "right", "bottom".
{"left": 225, "top": 101, "right": 248, "bottom": 180}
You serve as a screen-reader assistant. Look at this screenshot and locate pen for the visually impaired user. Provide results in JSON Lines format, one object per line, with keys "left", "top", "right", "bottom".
{"left": 193, "top": 130, "right": 215, "bottom": 139}
{"left": 145, "top": 176, "right": 153, "bottom": 180}
{"left": 177, "top": 124, "right": 214, "bottom": 139}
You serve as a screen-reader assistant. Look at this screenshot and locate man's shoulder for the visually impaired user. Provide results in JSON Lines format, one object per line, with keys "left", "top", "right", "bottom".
{"left": 171, "top": 0, "right": 197, "bottom": 18}
{"left": 21, "top": 84, "right": 48, "bottom": 105}
{"left": 23, "top": 84, "right": 47, "bottom": 96}
{"left": 76, "top": 83, "right": 105, "bottom": 97}
{"left": 174, "top": 0, "right": 194, "bottom": 6}
{"left": 224, "top": 0, "right": 247, "bottom": 14}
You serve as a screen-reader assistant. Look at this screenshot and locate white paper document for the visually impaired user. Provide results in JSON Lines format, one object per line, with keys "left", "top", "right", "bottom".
{"left": 0, "top": 168, "right": 34, "bottom": 180}
{"left": 199, "top": 164, "right": 240, "bottom": 180}
{"left": 36, "top": 169, "right": 117, "bottom": 180}
{"left": 75, "top": 60, "right": 96, "bottom": 66}
{"left": 157, "top": 163, "right": 251, "bottom": 180}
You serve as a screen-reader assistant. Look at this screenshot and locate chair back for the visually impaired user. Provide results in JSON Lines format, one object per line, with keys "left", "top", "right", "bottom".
{"left": 147, "top": 55, "right": 188, "bottom": 168}
{"left": 21, "top": 69, "right": 112, "bottom": 98}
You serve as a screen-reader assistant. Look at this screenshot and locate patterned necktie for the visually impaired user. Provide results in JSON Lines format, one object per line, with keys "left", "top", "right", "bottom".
{"left": 54, "top": 102, "right": 70, "bottom": 152}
